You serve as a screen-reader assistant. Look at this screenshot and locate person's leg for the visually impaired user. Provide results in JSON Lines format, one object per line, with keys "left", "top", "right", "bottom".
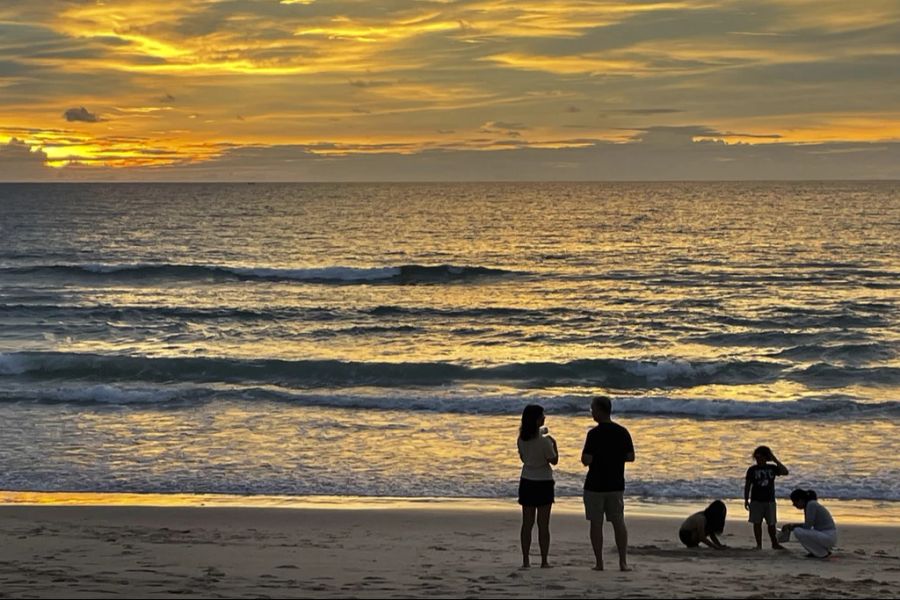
{"left": 537, "top": 504, "right": 552, "bottom": 567}
{"left": 584, "top": 491, "right": 605, "bottom": 570}
{"left": 604, "top": 492, "right": 631, "bottom": 571}
{"left": 521, "top": 506, "right": 536, "bottom": 568}
{"left": 794, "top": 528, "right": 834, "bottom": 558}
{"left": 749, "top": 502, "right": 763, "bottom": 548}
{"left": 767, "top": 503, "right": 784, "bottom": 549}
{"left": 589, "top": 519, "right": 604, "bottom": 570}
{"left": 768, "top": 524, "right": 784, "bottom": 549}
{"left": 611, "top": 517, "right": 631, "bottom": 571}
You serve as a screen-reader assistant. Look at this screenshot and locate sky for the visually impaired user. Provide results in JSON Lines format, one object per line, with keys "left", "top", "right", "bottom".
{"left": 1, "top": 0, "right": 898, "bottom": 181}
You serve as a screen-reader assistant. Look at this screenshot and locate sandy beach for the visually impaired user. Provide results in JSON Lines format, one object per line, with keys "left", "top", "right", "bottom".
{"left": 1, "top": 501, "right": 897, "bottom": 599}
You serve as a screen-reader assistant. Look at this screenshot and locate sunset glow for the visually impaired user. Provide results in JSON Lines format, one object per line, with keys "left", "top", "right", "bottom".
{"left": 1, "top": 0, "right": 898, "bottom": 179}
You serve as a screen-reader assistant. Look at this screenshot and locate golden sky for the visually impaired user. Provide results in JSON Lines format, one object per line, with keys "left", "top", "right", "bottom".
{"left": 1, "top": 0, "right": 898, "bottom": 179}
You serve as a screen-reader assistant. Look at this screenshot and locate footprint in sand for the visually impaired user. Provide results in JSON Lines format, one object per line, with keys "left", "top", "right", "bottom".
{"left": 545, "top": 584, "right": 566, "bottom": 590}
{"left": 202, "top": 567, "right": 226, "bottom": 578}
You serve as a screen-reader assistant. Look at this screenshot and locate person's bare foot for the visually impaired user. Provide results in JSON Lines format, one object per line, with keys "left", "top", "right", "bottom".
{"left": 619, "top": 563, "right": 633, "bottom": 572}
{"left": 592, "top": 563, "right": 604, "bottom": 571}
{"left": 773, "top": 543, "right": 786, "bottom": 550}
{"left": 521, "top": 561, "right": 530, "bottom": 569}
{"left": 540, "top": 562, "right": 552, "bottom": 569}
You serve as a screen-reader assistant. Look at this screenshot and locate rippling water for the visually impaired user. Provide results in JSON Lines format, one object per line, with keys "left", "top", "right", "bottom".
{"left": 1, "top": 182, "right": 898, "bottom": 501}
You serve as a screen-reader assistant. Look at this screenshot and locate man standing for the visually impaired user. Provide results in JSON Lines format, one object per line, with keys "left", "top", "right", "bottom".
{"left": 581, "top": 395, "right": 635, "bottom": 571}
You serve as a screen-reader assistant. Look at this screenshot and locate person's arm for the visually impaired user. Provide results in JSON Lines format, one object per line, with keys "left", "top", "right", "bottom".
{"left": 771, "top": 453, "right": 789, "bottom": 476}
{"left": 785, "top": 505, "right": 816, "bottom": 531}
{"left": 546, "top": 436, "right": 559, "bottom": 466}
{"left": 581, "top": 431, "right": 593, "bottom": 466}
{"left": 744, "top": 470, "right": 752, "bottom": 510}
{"left": 704, "top": 532, "right": 727, "bottom": 550}
{"left": 624, "top": 430, "right": 635, "bottom": 463}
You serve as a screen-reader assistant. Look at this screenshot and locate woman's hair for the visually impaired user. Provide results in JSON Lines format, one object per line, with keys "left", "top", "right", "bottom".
{"left": 703, "top": 500, "right": 727, "bottom": 534}
{"left": 753, "top": 445, "right": 773, "bottom": 460}
{"left": 519, "top": 404, "right": 544, "bottom": 441}
{"left": 790, "top": 489, "right": 818, "bottom": 504}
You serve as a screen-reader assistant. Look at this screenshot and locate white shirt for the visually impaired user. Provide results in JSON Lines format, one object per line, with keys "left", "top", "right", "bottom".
{"left": 803, "top": 500, "right": 836, "bottom": 531}
{"left": 517, "top": 435, "right": 557, "bottom": 481}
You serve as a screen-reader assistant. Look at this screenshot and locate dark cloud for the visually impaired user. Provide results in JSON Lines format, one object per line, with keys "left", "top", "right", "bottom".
{"left": 491, "top": 121, "right": 528, "bottom": 130}
{"left": 628, "top": 126, "right": 780, "bottom": 146}
{"left": 349, "top": 79, "right": 394, "bottom": 88}
{"left": 0, "top": 126, "right": 73, "bottom": 135}
{"left": 603, "top": 108, "right": 683, "bottom": 115}
{"left": 0, "top": 59, "right": 33, "bottom": 77}
{"left": 63, "top": 106, "right": 102, "bottom": 122}
{"left": 529, "top": 5, "right": 777, "bottom": 55}
{"left": 0, "top": 137, "right": 50, "bottom": 180}
{"left": 93, "top": 35, "right": 133, "bottom": 46}
{"left": 714, "top": 54, "right": 900, "bottom": 86}
{"left": 39, "top": 135, "right": 900, "bottom": 182}
{"left": 718, "top": 132, "right": 782, "bottom": 140}
{"left": 480, "top": 121, "right": 528, "bottom": 133}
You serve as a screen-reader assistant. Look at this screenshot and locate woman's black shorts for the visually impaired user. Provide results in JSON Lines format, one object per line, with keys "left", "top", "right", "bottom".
{"left": 518, "top": 478, "right": 555, "bottom": 506}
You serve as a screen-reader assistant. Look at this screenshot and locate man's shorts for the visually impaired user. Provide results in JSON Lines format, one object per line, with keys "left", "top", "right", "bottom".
{"left": 583, "top": 490, "right": 624, "bottom": 523}
{"left": 748, "top": 500, "right": 777, "bottom": 525}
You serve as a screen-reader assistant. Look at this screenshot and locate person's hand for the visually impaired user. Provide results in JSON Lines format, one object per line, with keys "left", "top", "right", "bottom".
{"left": 744, "top": 500, "right": 750, "bottom": 511}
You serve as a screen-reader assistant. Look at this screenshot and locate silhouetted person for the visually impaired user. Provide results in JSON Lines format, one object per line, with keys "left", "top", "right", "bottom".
{"left": 679, "top": 500, "right": 728, "bottom": 549}
{"left": 517, "top": 404, "right": 558, "bottom": 568}
{"left": 781, "top": 489, "right": 837, "bottom": 558}
{"left": 744, "top": 445, "right": 789, "bottom": 550}
{"left": 581, "top": 395, "right": 634, "bottom": 571}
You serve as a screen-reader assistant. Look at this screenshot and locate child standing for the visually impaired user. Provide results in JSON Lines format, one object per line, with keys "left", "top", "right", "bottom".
{"left": 744, "top": 445, "right": 789, "bottom": 549}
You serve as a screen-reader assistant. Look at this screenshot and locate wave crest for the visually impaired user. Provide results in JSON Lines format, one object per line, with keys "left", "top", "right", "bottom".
{"left": 1, "top": 263, "right": 519, "bottom": 284}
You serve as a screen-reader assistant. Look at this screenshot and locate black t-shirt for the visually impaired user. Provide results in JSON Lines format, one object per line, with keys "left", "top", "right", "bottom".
{"left": 582, "top": 422, "right": 634, "bottom": 492}
{"left": 746, "top": 464, "right": 779, "bottom": 502}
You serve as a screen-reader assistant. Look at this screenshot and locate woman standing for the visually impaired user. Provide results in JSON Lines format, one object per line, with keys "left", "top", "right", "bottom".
{"left": 782, "top": 489, "right": 837, "bottom": 558}
{"left": 517, "top": 404, "right": 558, "bottom": 568}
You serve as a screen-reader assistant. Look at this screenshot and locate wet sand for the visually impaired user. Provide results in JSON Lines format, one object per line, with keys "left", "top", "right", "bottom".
{"left": 1, "top": 503, "right": 898, "bottom": 598}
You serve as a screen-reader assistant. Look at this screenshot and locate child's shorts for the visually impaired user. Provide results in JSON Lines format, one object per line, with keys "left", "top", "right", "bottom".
{"left": 748, "top": 500, "right": 777, "bottom": 524}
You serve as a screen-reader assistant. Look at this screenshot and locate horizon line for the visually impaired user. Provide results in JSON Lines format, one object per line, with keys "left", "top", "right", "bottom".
{"left": 1, "top": 179, "right": 899, "bottom": 185}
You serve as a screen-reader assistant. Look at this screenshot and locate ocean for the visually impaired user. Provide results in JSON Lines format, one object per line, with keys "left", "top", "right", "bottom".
{"left": 1, "top": 182, "right": 898, "bottom": 504}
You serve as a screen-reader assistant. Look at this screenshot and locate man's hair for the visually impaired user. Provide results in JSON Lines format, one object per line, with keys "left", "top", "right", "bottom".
{"left": 591, "top": 395, "right": 612, "bottom": 414}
